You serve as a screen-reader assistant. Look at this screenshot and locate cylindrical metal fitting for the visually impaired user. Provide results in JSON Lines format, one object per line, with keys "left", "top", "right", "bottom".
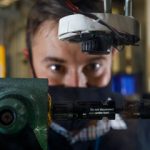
{"left": 104, "top": 0, "right": 112, "bottom": 13}
{"left": 125, "top": 0, "right": 133, "bottom": 16}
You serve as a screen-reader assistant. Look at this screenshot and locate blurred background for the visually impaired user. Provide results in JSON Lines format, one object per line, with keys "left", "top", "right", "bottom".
{"left": 0, "top": 0, "right": 149, "bottom": 97}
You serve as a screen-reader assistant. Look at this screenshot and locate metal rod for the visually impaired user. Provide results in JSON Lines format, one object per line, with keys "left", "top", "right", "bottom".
{"left": 104, "top": 0, "right": 112, "bottom": 13}
{"left": 125, "top": 0, "right": 133, "bottom": 16}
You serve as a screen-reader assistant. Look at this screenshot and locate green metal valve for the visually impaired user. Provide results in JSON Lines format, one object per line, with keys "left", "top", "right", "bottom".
{"left": 0, "top": 78, "right": 48, "bottom": 150}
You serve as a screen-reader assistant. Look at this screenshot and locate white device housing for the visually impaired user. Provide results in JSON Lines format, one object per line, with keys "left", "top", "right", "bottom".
{"left": 58, "top": 13, "right": 139, "bottom": 41}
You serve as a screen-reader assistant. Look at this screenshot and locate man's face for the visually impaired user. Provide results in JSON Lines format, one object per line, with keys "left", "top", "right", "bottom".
{"left": 31, "top": 21, "right": 112, "bottom": 87}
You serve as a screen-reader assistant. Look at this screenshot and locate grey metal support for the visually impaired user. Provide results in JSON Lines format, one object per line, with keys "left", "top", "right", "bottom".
{"left": 104, "top": 0, "right": 112, "bottom": 13}
{"left": 125, "top": 0, "right": 133, "bottom": 16}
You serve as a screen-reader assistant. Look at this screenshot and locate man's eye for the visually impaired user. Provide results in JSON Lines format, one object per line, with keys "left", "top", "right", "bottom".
{"left": 49, "top": 64, "right": 65, "bottom": 73}
{"left": 85, "top": 63, "right": 102, "bottom": 72}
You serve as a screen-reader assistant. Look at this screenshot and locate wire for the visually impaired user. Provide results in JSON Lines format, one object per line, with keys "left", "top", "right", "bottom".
{"left": 65, "top": 0, "right": 80, "bottom": 13}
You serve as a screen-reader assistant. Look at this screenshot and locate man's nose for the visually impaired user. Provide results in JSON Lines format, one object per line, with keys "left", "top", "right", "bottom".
{"left": 63, "top": 71, "right": 87, "bottom": 87}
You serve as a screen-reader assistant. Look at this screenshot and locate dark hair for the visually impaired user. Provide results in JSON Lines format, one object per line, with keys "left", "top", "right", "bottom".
{"left": 26, "top": 0, "right": 103, "bottom": 74}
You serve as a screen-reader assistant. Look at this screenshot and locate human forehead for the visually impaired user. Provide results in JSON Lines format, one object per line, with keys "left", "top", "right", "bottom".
{"left": 32, "top": 20, "right": 80, "bottom": 55}
{"left": 32, "top": 20, "right": 58, "bottom": 45}
{"left": 32, "top": 20, "right": 112, "bottom": 62}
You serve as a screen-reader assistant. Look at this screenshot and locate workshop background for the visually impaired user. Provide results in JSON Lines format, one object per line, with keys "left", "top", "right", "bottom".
{"left": 0, "top": 0, "right": 149, "bottom": 96}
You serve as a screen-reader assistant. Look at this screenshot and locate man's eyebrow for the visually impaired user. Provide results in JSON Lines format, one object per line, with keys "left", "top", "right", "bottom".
{"left": 87, "top": 56, "right": 107, "bottom": 62}
{"left": 42, "top": 57, "right": 66, "bottom": 63}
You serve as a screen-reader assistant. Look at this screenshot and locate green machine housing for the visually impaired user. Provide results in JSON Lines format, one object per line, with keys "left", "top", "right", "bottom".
{"left": 0, "top": 78, "right": 48, "bottom": 150}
